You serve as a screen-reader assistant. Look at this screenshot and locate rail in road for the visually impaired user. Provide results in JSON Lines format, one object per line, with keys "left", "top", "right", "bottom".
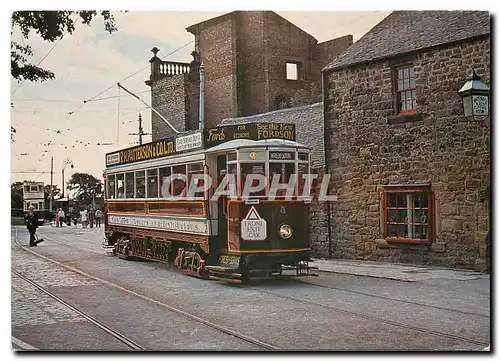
{"left": 12, "top": 229, "right": 279, "bottom": 351}
{"left": 12, "top": 269, "right": 145, "bottom": 351}
{"left": 12, "top": 226, "right": 489, "bottom": 351}
{"left": 247, "top": 283, "right": 489, "bottom": 348}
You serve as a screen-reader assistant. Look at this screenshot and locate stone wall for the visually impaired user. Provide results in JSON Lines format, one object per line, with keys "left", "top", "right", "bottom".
{"left": 220, "top": 103, "right": 331, "bottom": 257}
{"left": 324, "top": 37, "right": 490, "bottom": 270}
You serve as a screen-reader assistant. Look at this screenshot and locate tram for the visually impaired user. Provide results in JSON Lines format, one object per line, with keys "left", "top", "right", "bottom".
{"left": 102, "top": 122, "right": 317, "bottom": 283}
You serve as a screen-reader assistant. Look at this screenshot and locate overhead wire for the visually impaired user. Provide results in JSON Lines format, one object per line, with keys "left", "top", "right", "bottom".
{"left": 67, "top": 39, "right": 194, "bottom": 116}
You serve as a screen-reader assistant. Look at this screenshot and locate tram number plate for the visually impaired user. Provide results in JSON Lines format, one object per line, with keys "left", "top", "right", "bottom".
{"left": 219, "top": 255, "right": 240, "bottom": 265}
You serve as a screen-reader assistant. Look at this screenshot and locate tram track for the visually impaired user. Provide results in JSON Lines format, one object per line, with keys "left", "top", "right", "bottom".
{"left": 12, "top": 228, "right": 279, "bottom": 351}
{"left": 12, "top": 268, "right": 145, "bottom": 351}
{"left": 247, "top": 285, "right": 490, "bottom": 348}
{"left": 13, "top": 227, "right": 489, "bottom": 350}
{"left": 295, "top": 278, "right": 490, "bottom": 319}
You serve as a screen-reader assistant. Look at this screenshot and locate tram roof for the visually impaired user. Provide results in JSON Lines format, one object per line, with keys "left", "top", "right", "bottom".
{"left": 204, "top": 139, "right": 310, "bottom": 153}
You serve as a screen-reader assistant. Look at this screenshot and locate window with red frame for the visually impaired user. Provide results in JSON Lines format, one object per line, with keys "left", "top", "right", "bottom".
{"left": 396, "top": 65, "right": 417, "bottom": 114}
{"left": 384, "top": 187, "right": 432, "bottom": 243}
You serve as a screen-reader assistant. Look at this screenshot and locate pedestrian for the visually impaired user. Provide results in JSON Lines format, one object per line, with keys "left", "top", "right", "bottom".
{"left": 72, "top": 208, "right": 79, "bottom": 229}
{"left": 57, "top": 208, "right": 65, "bottom": 227}
{"left": 80, "top": 209, "right": 88, "bottom": 228}
{"left": 95, "top": 209, "right": 103, "bottom": 228}
{"left": 55, "top": 211, "right": 60, "bottom": 227}
{"left": 24, "top": 206, "right": 39, "bottom": 247}
{"left": 88, "top": 208, "right": 95, "bottom": 228}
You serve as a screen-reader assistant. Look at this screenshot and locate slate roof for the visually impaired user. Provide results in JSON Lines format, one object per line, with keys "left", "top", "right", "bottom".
{"left": 323, "top": 11, "right": 490, "bottom": 72}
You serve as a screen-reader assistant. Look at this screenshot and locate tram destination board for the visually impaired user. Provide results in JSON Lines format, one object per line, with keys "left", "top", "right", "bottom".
{"left": 204, "top": 123, "right": 296, "bottom": 147}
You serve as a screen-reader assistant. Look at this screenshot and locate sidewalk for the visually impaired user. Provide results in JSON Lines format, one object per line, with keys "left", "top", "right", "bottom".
{"left": 311, "top": 258, "right": 487, "bottom": 282}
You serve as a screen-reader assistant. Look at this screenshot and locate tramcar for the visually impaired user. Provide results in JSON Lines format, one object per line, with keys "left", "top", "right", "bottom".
{"left": 102, "top": 122, "right": 317, "bottom": 283}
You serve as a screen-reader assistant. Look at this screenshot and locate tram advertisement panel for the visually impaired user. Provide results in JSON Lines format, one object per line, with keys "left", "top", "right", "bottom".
{"left": 205, "top": 123, "right": 296, "bottom": 147}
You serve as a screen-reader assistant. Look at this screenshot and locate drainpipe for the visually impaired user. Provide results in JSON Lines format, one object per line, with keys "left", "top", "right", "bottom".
{"left": 322, "top": 70, "right": 334, "bottom": 258}
{"left": 199, "top": 62, "right": 205, "bottom": 131}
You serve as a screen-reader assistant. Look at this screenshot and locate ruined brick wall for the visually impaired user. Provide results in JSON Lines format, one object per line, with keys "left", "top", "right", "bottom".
{"left": 237, "top": 12, "right": 267, "bottom": 116}
{"left": 324, "top": 37, "right": 490, "bottom": 270}
{"left": 151, "top": 74, "right": 189, "bottom": 141}
{"left": 197, "top": 17, "right": 238, "bottom": 128}
{"left": 263, "top": 12, "right": 318, "bottom": 112}
{"left": 316, "top": 35, "right": 353, "bottom": 74}
{"left": 220, "top": 103, "right": 330, "bottom": 257}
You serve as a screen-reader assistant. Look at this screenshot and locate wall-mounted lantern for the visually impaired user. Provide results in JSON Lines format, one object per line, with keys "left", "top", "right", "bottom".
{"left": 458, "top": 68, "right": 490, "bottom": 121}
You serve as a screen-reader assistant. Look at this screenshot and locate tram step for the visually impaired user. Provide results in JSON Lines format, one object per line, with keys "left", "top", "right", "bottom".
{"left": 205, "top": 265, "right": 240, "bottom": 272}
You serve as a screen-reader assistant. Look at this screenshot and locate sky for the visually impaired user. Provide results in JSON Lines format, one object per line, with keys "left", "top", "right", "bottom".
{"left": 9, "top": 10, "right": 393, "bottom": 190}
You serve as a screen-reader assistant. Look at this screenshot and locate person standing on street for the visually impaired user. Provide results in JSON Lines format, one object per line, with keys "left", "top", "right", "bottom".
{"left": 72, "top": 208, "right": 79, "bottom": 228}
{"left": 24, "top": 206, "right": 39, "bottom": 247}
{"left": 80, "top": 209, "right": 88, "bottom": 228}
{"left": 57, "top": 208, "right": 65, "bottom": 227}
{"left": 88, "top": 208, "right": 95, "bottom": 228}
{"left": 95, "top": 209, "right": 103, "bottom": 228}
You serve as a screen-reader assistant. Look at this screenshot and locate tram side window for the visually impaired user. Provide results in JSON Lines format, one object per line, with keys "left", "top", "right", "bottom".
{"left": 107, "top": 174, "right": 116, "bottom": 199}
{"left": 147, "top": 169, "right": 158, "bottom": 198}
{"left": 116, "top": 174, "right": 125, "bottom": 198}
{"left": 159, "top": 167, "right": 171, "bottom": 198}
{"left": 241, "top": 163, "right": 266, "bottom": 197}
{"left": 135, "top": 170, "right": 146, "bottom": 198}
{"left": 187, "top": 162, "right": 204, "bottom": 198}
{"left": 172, "top": 165, "right": 187, "bottom": 197}
{"left": 125, "top": 172, "right": 135, "bottom": 198}
{"left": 269, "top": 162, "right": 296, "bottom": 197}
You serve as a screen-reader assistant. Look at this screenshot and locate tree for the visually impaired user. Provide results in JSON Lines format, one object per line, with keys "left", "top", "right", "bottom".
{"left": 44, "top": 184, "right": 60, "bottom": 205}
{"left": 67, "top": 172, "right": 102, "bottom": 206}
{"left": 11, "top": 181, "right": 24, "bottom": 209}
{"left": 11, "top": 11, "right": 117, "bottom": 83}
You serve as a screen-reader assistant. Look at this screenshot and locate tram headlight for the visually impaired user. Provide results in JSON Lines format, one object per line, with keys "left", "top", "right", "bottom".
{"left": 279, "top": 224, "right": 293, "bottom": 239}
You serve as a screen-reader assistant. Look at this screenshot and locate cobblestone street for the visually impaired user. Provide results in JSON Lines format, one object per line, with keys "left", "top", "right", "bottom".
{"left": 11, "top": 224, "right": 490, "bottom": 351}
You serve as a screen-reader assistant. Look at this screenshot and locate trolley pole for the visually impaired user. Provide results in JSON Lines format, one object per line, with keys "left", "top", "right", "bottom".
{"left": 49, "top": 156, "right": 53, "bottom": 213}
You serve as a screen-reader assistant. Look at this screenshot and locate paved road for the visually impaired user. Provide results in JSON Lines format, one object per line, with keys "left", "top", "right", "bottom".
{"left": 11, "top": 224, "right": 490, "bottom": 351}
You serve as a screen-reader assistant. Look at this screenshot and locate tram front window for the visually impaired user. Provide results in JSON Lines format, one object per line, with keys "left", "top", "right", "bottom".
{"left": 241, "top": 163, "right": 266, "bottom": 197}
{"left": 269, "top": 162, "right": 295, "bottom": 197}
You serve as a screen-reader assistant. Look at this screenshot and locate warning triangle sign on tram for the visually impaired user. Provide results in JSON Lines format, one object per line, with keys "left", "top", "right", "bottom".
{"left": 245, "top": 206, "right": 261, "bottom": 220}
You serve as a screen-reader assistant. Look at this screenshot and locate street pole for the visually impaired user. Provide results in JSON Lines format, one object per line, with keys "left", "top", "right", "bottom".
{"left": 49, "top": 156, "right": 53, "bottom": 213}
{"left": 62, "top": 168, "right": 65, "bottom": 198}
{"left": 139, "top": 114, "right": 143, "bottom": 145}
{"left": 128, "top": 113, "right": 150, "bottom": 145}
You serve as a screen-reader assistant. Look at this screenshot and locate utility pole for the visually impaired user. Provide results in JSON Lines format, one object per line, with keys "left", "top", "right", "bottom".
{"left": 49, "top": 156, "right": 53, "bottom": 213}
{"left": 128, "top": 113, "right": 151, "bottom": 145}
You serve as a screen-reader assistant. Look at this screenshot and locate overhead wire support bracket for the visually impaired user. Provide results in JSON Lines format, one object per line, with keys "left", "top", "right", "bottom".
{"left": 117, "top": 82, "right": 180, "bottom": 136}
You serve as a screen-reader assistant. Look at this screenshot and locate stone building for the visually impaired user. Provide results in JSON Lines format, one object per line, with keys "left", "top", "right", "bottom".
{"left": 322, "top": 11, "right": 491, "bottom": 270}
{"left": 147, "top": 11, "right": 352, "bottom": 140}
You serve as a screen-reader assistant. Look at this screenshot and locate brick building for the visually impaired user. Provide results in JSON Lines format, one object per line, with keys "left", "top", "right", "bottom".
{"left": 147, "top": 11, "right": 352, "bottom": 140}
{"left": 322, "top": 11, "right": 491, "bottom": 270}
